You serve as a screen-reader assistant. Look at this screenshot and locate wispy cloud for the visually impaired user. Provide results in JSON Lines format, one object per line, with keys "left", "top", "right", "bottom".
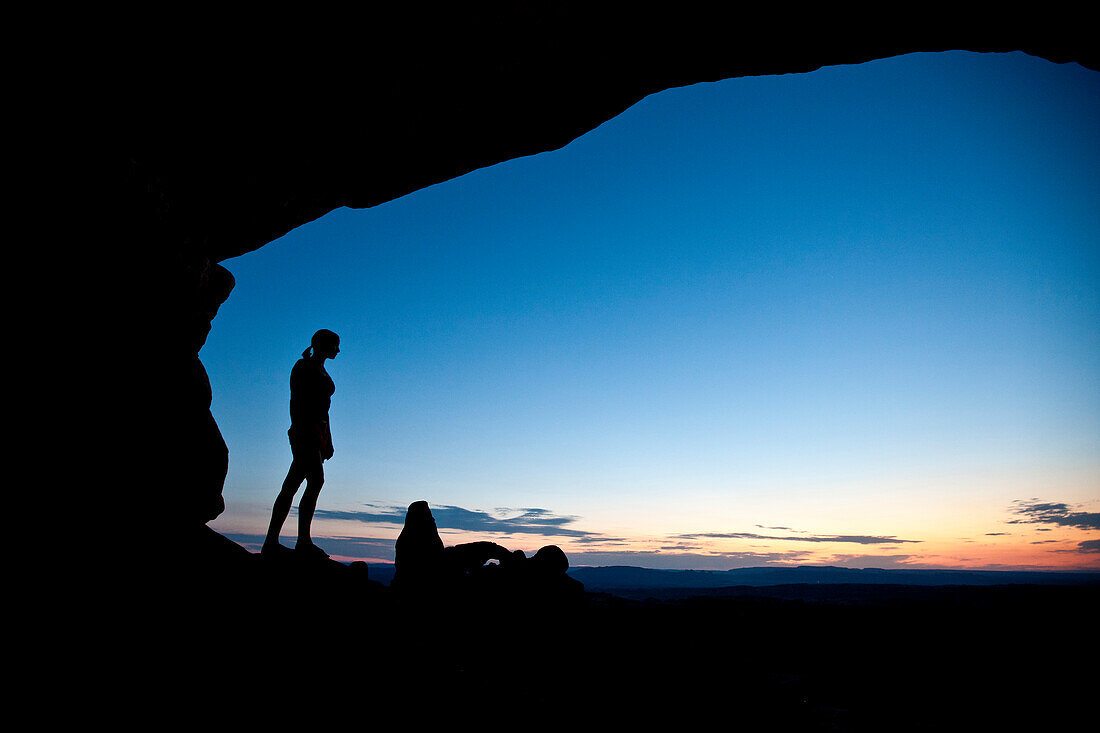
{"left": 1076, "top": 539, "right": 1100, "bottom": 554}
{"left": 1007, "top": 500, "right": 1100, "bottom": 531}
{"left": 674, "top": 531, "right": 920, "bottom": 545}
{"left": 313, "top": 503, "right": 601, "bottom": 538}
{"left": 568, "top": 548, "right": 925, "bottom": 570}
{"left": 572, "top": 535, "right": 630, "bottom": 545}
{"left": 222, "top": 532, "right": 397, "bottom": 561}
{"left": 820, "top": 554, "right": 919, "bottom": 569}
{"left": 568, "top": 549, "right": 814, "bottom": 570}
{"left": 1003, "top": 501, "right": 1100, "bottom": 559}
{"left": 307, "top": 503, "right": 407, "bottom": 524}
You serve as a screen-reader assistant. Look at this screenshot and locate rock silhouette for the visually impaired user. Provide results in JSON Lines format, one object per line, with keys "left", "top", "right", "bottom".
{"left": 391, "top": 501, "right": 585, "bottom": 614}
{"left": 109, "top": 13, "right": 1097, "bottom": 726}
{"left": 135, "top": 521, "right": 1097, "bottom": 728}
{"left": 391, "top": 499, "right": 446, "bottom": 591}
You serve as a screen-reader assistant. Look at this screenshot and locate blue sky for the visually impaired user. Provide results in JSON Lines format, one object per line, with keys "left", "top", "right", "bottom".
{"left": 204, "top": 51, "right": 1100, "bottom": 570}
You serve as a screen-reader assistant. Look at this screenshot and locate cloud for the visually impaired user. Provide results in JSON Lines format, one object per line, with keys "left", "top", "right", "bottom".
{"left": 568, "top": 548, "right": 813, "bottom": 570}
{"left": 820, "top": 554, "right": 918, "bottom": 570}
{"left": 313, "top": 503, "right": 601, "bottom": 538}
{"left": 315, "top": 536, "right": 400, "bottom": 560}
{"left": 222, "top": 532, "right": 267, "bottom": 552}
{"left": 1007, "top": 500, "right": 1100, "bottom": 531}
{"left": 1076, "top": 540, "right": 1100, "bottom": 554}
{"left": 568, "top": 548, "right": 933, "bottom": 571}
{"left": 222, "top": 532, "right": 397, "bottom": 561}
{"left": 674, "top": 531, "right": 920, "bottom": 545}
{"left": 984, "top": 532, "right": 1010, "bottom": 536}
{"left": 572, "top": 535, "right": 630, "bottom": 545}
{"left": 308, "top": 503, "right": 408, "bottom": 524}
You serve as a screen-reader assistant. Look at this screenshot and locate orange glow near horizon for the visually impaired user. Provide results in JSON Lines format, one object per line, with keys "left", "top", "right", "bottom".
{"left": 213, "top": 504, "right": 1100, "bottom": 571}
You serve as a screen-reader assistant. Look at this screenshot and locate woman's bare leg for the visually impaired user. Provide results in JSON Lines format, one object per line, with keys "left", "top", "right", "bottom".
{"left": 296, "top": 467, "right": 324, "bottom": 550}
{"left": 264, "top": 461, "right": 306, "bottom": 551}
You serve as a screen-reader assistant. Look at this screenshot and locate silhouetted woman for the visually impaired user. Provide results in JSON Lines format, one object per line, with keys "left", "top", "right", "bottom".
{"left": 263, "top": 329, "right": 340, "bottom": 558}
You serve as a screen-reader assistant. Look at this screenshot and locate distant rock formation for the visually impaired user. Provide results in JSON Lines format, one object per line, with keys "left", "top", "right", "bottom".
{"left": 391, "top": 501, "right": 586, "bottom": 614}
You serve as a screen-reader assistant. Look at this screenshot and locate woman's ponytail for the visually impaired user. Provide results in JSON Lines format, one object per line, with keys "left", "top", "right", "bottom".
{"left": 304, "top": 329, "right": 339, "bottom": 359}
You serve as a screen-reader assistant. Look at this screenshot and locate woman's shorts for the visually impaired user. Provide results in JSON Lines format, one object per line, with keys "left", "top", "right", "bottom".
{"left": 288, "top": 426, "right": 325, "bottom": 466}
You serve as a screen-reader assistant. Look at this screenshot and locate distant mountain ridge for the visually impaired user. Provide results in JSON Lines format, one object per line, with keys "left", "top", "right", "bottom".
{"left": 355, "top": 562, "right": 1100, "bottom": 591}
{"left": 566, "top": 565, "right": 1100, "bottom": 590}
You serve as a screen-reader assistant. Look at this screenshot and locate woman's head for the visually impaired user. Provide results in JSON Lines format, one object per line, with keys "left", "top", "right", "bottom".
{"left": 303, "top": 329, "right": 340, "bottom": 359}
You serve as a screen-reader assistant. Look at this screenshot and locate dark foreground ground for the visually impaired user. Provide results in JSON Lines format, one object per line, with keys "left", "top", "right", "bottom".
{"left": 113, "top": 528, "right": 1096, "bottom": 731}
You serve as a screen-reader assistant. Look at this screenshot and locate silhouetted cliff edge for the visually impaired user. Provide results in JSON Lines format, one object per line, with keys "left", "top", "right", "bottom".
{"left": 117, "top": 528, "right": 1095, "bottom": 729}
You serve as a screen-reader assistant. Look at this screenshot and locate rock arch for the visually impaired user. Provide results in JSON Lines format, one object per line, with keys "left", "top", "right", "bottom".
{"left": 121, "top": 7, "right": 1096, "bottom": 530}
